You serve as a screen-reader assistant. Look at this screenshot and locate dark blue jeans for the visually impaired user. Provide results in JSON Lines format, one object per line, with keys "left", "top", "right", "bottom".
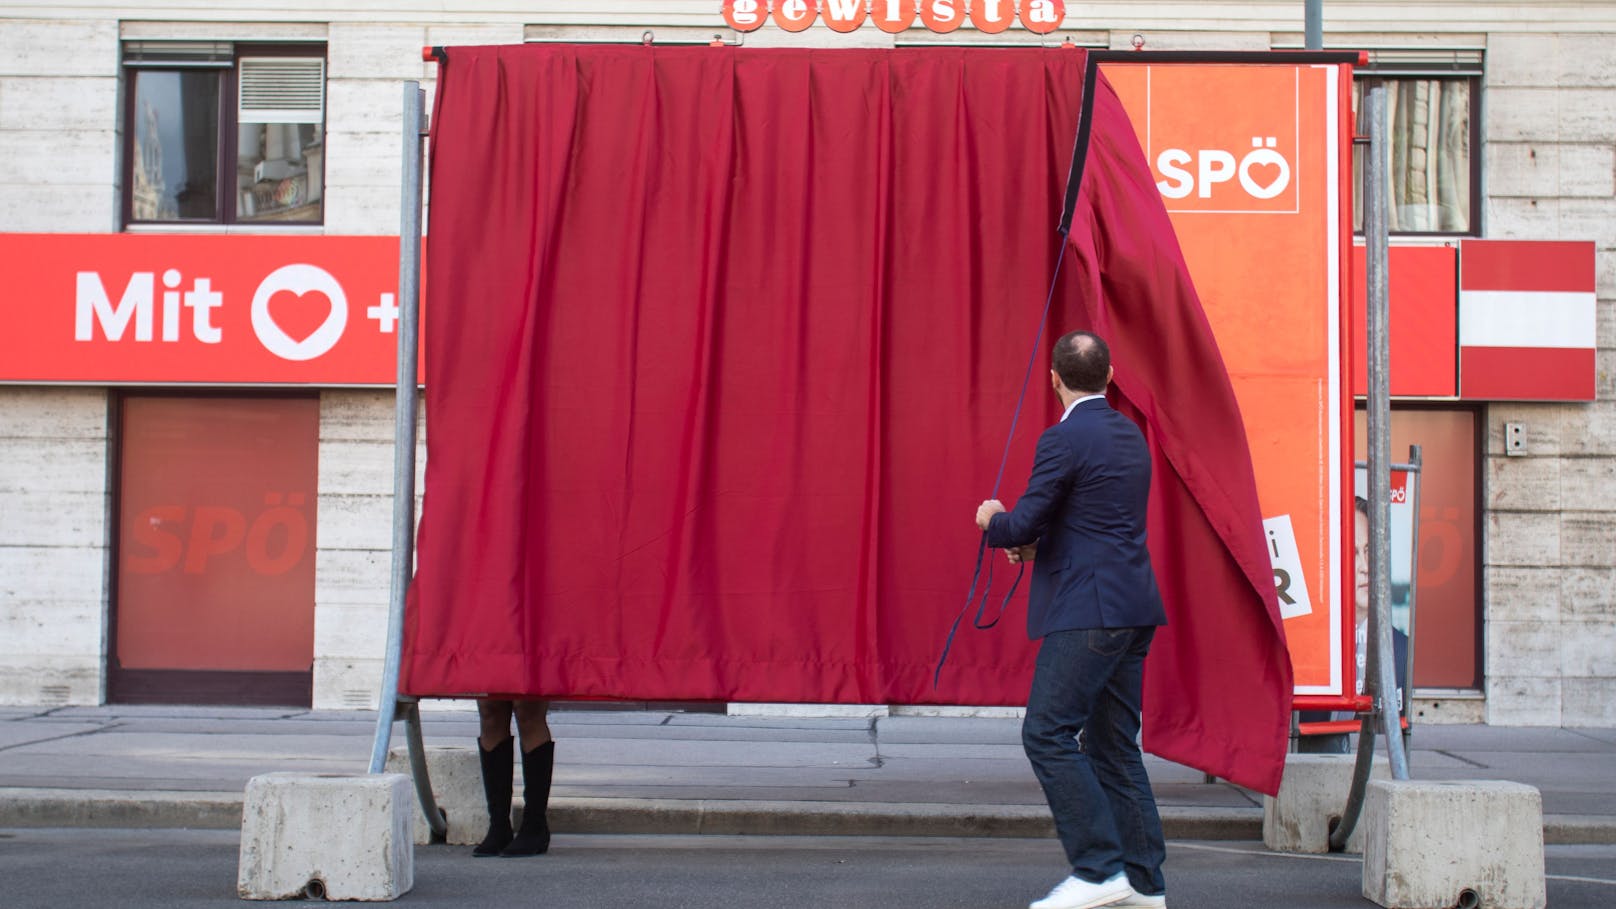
{"left": 1023, "top": 626, "right": 1165, "bottom": 895}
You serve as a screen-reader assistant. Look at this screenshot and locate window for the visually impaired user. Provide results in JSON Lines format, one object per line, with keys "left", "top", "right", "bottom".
{"left": 1353, "top": 405, "right": 1482, "bottom": 690}
{"left": 111, "top": 393, "right": 320, "bottom": 706}
{"left": 124, "top": 42, "right": 326, "bottom": 226}
{"left": 1351, "top": 50, "right": 1482, "bottom": 235}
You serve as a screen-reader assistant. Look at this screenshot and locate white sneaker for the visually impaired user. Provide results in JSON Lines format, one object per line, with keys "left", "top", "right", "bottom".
{"left": 1111, "top": 890, "right": 1167, "bottom": 908}
{"left": 1029, "top": 872, "right": 1133, "bottom": 909}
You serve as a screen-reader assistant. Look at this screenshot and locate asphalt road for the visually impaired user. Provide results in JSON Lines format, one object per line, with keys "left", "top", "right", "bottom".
{"left": 4, "top": 830, "right": 1614, "bottom": 908}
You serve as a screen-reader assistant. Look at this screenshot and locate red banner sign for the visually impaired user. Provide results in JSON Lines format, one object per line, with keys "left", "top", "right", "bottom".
{"left": 0, "top": 233, "right": 414, "bottom": 386}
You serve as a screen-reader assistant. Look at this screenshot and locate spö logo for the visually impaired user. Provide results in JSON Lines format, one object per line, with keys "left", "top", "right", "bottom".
{"left": 1155, "top": 136, "right": 1292, "bottom": 202}
{"left": 1113, "top": 65, "right": 1305, "bottom": 215}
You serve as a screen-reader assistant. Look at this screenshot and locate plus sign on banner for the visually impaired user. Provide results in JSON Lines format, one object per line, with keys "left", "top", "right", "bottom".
{"left": 0, "top": 234, "right": 420, "bottom": 386}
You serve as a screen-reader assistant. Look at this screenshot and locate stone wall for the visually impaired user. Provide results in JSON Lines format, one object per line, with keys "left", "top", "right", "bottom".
{"left": 0, "top": 19, "right": 119, "bottom": 232}
{"left": 0, "top": 388, "right": 110, "bottom": 705}
{"left": 314, "top": 390, "right": 424, "bottom": 710}
{"left": 1482, "top": 32, "right": 1616, "bottom": 726}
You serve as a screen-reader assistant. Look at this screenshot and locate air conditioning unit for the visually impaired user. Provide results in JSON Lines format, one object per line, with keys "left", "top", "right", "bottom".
{"left": 239, "top": 57, "right": 325, "bottom": 124}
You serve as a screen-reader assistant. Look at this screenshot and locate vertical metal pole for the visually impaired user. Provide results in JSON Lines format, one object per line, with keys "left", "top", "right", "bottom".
{"left": 1365, "top": 81, "right": 1410, "bottom": 781}
{"left": 1305, "top": 0, "right": 1324, "bottom": 50}
{"left": 369, "top": 82, "right": 426, "bottom": 775}
{"left": 1326, "top": 81, "right": 1405, "bottom": 854}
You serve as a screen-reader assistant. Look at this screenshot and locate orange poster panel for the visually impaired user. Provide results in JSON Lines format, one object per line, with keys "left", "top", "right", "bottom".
{"left": 115, "top": 396, "right": 319, "bottom": 672}
{"left": 1106, "top": 62, "right": 1351, "bottom": 696}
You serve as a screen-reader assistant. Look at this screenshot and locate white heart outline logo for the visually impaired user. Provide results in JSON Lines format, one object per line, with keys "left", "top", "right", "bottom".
{"left": 251, "top": 264, "right": 348, "bottom": 361}
{"left": 1239, "top": 145, "right": 1291, "bottom": 200}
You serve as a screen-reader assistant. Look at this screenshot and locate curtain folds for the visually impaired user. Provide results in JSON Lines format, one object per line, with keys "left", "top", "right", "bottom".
{"left": 405, "top": 44, "right": 1290, "bottom": 794}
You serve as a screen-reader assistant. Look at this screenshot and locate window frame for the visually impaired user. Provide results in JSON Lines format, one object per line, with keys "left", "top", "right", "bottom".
{"left": 121, "top": 42, "right": 327, "bottom": 230}
{"left": 107, "top": 388, "right": 322, "bottom": 708}
{"left": 1350, "top": 400, "right": 1486, "bottom": 692}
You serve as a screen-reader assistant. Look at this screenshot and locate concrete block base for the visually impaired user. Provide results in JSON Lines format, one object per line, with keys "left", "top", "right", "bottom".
{"left": 1263, "top": 753, "right": 1388, "bottom": 854}
{"left": 1362, "top": 779, "right": 1545, "bottom": 909}
{"left": 385, "top": 745, "right": 488, "bottom": 846}
{"left": 238, "top": 772, "right": 414, "bottom": 901}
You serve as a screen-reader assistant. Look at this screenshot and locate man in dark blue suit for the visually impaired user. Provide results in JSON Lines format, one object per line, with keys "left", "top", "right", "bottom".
{"left": 976, "top": 331, "right": 1169, "bottom": 909}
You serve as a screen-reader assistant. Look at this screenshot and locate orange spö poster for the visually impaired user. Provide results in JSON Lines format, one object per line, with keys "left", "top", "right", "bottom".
{"left": 1106, "top": 62, "right": 1353, "bottom": 696}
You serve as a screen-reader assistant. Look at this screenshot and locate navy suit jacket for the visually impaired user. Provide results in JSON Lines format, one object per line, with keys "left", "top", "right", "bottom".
{"left": 985, "top": 397, "right": 1167, "bottom": 639}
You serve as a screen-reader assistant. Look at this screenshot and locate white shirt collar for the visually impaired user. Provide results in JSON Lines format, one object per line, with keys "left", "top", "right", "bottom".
{"left": 1060, "top": 393, "right": 1106, "bottom": 422}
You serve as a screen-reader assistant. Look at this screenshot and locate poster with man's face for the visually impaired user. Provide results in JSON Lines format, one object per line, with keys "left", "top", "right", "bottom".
{"left": 1352, "top": 465, "right": 1414, "bottom": 696}
{"left": 1353, "top": 466, "right": 1415, "bottom": 637}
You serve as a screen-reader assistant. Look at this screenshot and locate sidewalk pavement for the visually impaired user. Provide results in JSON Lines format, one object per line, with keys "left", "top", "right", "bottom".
{"left": 2, "top": 705, "right": 1614, "bottom": 843}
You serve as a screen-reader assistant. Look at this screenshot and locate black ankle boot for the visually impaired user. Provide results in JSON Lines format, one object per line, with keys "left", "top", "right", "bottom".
{"left": 472, "top": 737, "right": 514, "bottom": 857}
{"left": 501, "top": 740, "right": 553, "bottom": 857}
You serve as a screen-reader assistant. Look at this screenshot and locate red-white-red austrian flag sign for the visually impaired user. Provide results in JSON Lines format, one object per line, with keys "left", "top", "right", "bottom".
{"left": 1458, "top": 239, "right": 1597, "bottom": 401}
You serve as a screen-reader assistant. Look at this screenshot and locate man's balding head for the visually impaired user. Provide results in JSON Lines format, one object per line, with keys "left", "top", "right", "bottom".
{"left": 1052, "top": 330, "right": 1111, "bottom": 395}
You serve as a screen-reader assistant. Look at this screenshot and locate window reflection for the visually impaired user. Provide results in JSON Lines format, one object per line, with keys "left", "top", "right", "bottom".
{"left": 237, "top": 122, "right": 324, "bottom": 222}
{"left": 131, "top": 71, "right": 220, "bottom": 221}
{"left": 1353, "top": 78, "right": 1472, "bottom": 234}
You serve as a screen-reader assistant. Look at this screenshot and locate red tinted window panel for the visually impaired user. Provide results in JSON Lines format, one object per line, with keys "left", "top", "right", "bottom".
{"left": 1350, "top": 244, "right": 1458, "bottom": 398}
{"left": 1354, "top": 407, "right": 1479, "bottom": 689}
{"left": 116, "top": 396, "right": 318, "bottom": 672}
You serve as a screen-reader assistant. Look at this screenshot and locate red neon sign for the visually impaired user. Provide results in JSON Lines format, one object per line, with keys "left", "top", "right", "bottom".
{"left": 722, "top": 0, "right": 1065, "bottom": 35}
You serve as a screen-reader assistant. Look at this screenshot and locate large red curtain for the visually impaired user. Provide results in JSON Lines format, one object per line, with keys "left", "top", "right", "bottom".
{"left": 405, "top": 44, "right": 1291, "bottom": 794}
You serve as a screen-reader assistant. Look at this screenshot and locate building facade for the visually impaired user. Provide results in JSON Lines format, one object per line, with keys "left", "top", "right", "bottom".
{"left": 0, "top": 2, "right": 1611, "bottom": 724}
